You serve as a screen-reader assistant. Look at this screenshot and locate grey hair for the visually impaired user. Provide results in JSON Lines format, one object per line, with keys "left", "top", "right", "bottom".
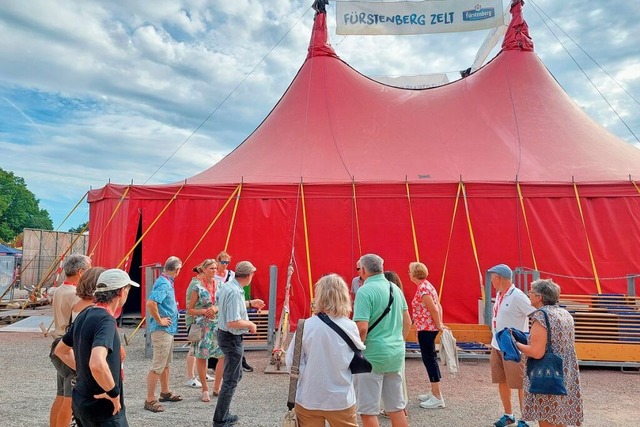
{"left": 531, "top": 279, "right": 561, "bottom": 305}
{"left": 164, "top": 256, "right": 182, "bottom": 272}
{"left": 94, "top": 288, "right": 125, "bottom": 304}
{"left": 313, "top": 274, "right": 352, "bottom": 317}
{"left": 63, "top": 254, "right": 91, "bottom": 277}
{"left": 359, "top": 254, "right": 384, "bottom": 275}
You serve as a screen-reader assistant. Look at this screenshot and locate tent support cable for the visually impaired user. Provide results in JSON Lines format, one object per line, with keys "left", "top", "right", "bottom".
{"left": 224, "top": 180, "right": 243, "bottom": 252}
{"left": 352, "top": 180, "right": 362, "bottom": 258}
{"left": 117, "top": 184, "right": 185, "bottom": 269}
{"left": 300, "top": 180, "right": 314, "bottom": 306}
{"left": 89, "top": 185, "right": 132, "bottom": 258}
{"left": 183, "top": 184, "right": 241, "bottom": 266}
{"left": 572, "top": 180, "right": 602, "bottom": 294}
{"left": 460, "top": 180, "right": 485, "bottom": 302}
{"left": 438, "top": 182, "right": 463, "bottom": 299}
{"left": 516, "top": 180, "right": 538, "bottom": 271}
{"left": 0, "top": 189, "right": 88, "bottom": 302}
{"left": 405, "top": 179, "right": 420, "bottom": 262}
{"left": 13, "top": 224, "right": 89, "bottom": 321}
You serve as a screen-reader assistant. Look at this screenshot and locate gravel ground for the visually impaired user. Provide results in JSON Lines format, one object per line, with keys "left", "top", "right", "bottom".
{"left": 0, "top": 327, "right": 638, "bottom": 426}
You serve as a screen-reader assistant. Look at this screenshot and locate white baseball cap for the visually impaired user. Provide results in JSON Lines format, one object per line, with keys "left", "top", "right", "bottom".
{"left": 95, "top": 269, "right": 140, "bottom": 293}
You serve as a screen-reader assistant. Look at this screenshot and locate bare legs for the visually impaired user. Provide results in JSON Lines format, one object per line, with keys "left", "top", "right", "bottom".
{"left": 49, "top": 396, "right": 72, "bottom": 427}
{"left": 146, "top": 367, "right": 170, "bottom": 402}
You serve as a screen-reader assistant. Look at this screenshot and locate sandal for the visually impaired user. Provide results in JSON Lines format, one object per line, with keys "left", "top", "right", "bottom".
{"left": 159, "top": 391, "right": 183, "bottom": 402}
{"left": 144, "top": 400, "right": 165, "bottom": 413}
{"left": 201, "top": 391, "right": 210, "bottom": 402}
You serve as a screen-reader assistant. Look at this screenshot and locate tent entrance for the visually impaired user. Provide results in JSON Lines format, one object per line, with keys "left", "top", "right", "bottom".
{"left": 120, "top": 213, "right": 143, "bottom": 326}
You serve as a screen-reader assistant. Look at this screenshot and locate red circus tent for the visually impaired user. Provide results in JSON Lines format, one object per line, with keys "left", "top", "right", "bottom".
{"left": 87, "top": 2, "right": 640, "bottom": 324}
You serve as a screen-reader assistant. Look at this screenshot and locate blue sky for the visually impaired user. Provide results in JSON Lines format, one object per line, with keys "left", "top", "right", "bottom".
{"left": 0, "top": 0, "right": 638, "bottom": 231}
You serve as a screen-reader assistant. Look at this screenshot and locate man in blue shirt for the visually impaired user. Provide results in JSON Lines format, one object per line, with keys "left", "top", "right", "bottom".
{"left": 213, "top": 260, "right": 264, "bottom": 427}
{"left": 144, "top": 256, "right": 183, "bottom": 413}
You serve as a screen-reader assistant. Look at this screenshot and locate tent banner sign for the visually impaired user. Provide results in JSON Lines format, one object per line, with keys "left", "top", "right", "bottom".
{"left": 336, "top": 0, "right": 505, "bottom": 35}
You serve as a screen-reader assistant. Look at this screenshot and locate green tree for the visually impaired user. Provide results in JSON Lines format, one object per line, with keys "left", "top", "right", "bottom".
{"left": 0, "top": 168, "right": 53, "bottom": 243}
{"left": 68, "top": 221, "right": 89, "bottom": 234}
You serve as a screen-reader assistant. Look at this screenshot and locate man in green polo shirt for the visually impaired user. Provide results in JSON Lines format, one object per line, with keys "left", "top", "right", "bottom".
{"left": 353, "top": 253, "right": 411, "bottom": 427}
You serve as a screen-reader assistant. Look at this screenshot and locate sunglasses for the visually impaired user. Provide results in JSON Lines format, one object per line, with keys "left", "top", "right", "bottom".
{"left": 356, "top": 267, "right": 361, "bottom": 271}
{"left": 219, "top": 261, "right": 230, "bottom": 265}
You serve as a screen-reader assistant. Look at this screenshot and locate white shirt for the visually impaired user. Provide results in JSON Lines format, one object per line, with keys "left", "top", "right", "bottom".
{"left": 214, "top": 269, "right": 235, "bottom": 284}
{"left": 490, "top": 285, "right": 535, "bottom": 349}
{"left": 285, "top": 314, "right": 364, "bottom": 411}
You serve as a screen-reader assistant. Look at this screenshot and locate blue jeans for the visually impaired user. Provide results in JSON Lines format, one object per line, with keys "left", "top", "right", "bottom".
{"left": 213, "top": 330, "right": 244, "bottom": 427}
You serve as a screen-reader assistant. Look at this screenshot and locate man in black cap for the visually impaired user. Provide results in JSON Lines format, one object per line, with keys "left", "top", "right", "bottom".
{"left": 487, "top": 264, "right": 535, "bottom": 427}
{"left": 55, "top": 269, "right": 139, "bottom": 427}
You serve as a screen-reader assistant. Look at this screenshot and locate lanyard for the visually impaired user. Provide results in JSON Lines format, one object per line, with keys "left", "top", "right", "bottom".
{"left": 492, "top": 285, "right": 514, "bottom": 330}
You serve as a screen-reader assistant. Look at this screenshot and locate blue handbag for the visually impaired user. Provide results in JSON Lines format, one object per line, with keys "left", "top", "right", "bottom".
{"left": 525, "top": 309, "right": 567, "bottom": 395}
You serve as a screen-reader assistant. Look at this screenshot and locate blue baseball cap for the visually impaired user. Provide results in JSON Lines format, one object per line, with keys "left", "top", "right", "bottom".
{"left": 487, "top": 264, "right": 512, "bottom": 280}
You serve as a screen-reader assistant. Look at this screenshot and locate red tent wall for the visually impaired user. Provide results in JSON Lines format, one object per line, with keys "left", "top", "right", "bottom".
{"left": 87, "top": 182, "right": 640, "bottom": 324}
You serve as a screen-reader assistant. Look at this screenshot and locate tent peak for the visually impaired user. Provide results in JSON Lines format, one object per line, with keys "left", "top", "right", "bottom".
{"left": 307, "top": 1, "right": 338, "bottom": 59}
{"left": 501, "top": 0, "right": 534, "bottom": 52}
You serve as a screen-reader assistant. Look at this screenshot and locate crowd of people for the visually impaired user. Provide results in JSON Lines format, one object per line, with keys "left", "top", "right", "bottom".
{"left": 48, "top": 252, "right": 584, "bottom": 427}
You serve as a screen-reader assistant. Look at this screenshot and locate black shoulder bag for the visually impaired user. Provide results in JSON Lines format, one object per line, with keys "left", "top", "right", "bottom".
{"left": 317, "top": 312, "right": 372, "bottom": 374}
{"left": 367, "top": 282, "right": 394, "bottom": 333}
{"left": 526, "top": 309, "right": 567, "bottom": 395}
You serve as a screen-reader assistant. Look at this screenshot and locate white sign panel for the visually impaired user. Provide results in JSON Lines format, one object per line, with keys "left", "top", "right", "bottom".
{"left": 336, "top": 0, "right": 505, "bottom": 35}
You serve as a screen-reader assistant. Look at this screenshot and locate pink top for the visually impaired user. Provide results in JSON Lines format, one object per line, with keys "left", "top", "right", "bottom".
{"left": 411, "top": 280, "right": 440, "bottom": 332}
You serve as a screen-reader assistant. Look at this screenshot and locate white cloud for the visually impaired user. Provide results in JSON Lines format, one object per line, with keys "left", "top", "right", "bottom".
{"left": 0, "top": 0, "right": 638, "bottom": 229}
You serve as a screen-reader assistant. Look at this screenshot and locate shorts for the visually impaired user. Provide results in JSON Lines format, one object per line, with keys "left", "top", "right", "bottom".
{"left": 353, "top": 371, "right": 406, "bottom": 415}
{"left": 490, "top": 347, "right": 525, "bottom": 389}
{"left": 150, "top": 331, "right": 174, "bottom": 374}
{"left": 51, "top": 351, "right": 75, "bottom": 397}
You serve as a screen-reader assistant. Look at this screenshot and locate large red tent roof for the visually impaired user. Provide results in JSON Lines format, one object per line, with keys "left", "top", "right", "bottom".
{"left": 187, "top": 5, "right": 640, "bottom": 186}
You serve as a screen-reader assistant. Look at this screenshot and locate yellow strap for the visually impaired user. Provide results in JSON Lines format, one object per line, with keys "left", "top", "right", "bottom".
{"left": 405, "top": 181, "right": 420, "bottom": 262}
{"left": 16, "top": 226, "right": 89, "bottom": 318}
{"left": 632, "top": 180, "right": 640, "bottom": 195}
{"left": 224, "top": 182, "right": 243, "bottom": 251}
{"left": 89, "top": 186, "right": 131, "bottom": 258}
{"left": 352, "top": 181, "right": 362, "bottom": 257}
{"left": 117, "top": 184, "right": 185, "bottom": 268}
{"left": 516, "top": 181, "right": 538, "bottom": 271}
{"left": 300, "top": 182, "right": 314, "bottom": 303}
{"left": 461, "top": 181, "right": 485, "bottom": 302}
{"left": 439, "top": 182, "right": 462, "bottom": 298}
{"left": 55, "top": 191, "right": 88, "bottom": 231}
{"left": 572, "top": 182, "right": 602, "bottom": 294}
{"left": 184, "top": 184, "right": 241, "bottom": 265}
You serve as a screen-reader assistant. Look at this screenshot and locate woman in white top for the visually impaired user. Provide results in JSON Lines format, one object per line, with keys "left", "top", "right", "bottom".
{"left": 286, "top": 274, "right": 364, "bottom": 427}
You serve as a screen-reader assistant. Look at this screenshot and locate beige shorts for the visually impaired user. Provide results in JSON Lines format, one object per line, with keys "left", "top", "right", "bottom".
{"left": 150, "top": 331, "right": 174, "bottom": 374}
{"left": 490, "top": 347, "right": 525, "bottom": 389}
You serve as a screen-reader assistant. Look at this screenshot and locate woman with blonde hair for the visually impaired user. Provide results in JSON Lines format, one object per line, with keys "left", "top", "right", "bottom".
{"left": 286, "top": 274, "right": 363, "bottom": 426}
{"left": 186, "top": 259, "right": 223, "bottom": 402}
{"left": 409, "top": 261, "right": 446, "bottom": 409}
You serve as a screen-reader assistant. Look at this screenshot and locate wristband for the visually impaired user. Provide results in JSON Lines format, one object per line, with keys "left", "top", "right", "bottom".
{"left": 106, "top": 385, "right": 120, "bottom": 398}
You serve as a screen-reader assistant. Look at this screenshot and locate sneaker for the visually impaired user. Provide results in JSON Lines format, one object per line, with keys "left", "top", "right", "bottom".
{"left": 185, "top": 377, "right": 201, "bottom": 388}
{"left": 419, "top": 395, "right": 445, "bottom": 409}
{"left": 206, "top": 373, "right": 214, "bottom": 381}
{"left": 517, "top": 421, "right": 529, "bottom": 427}
{"left": 417, "top": 392, "right": 433, "bottom": 402}
{"left": 242, "top": 360, "right": 254, "bottom": 372}
{"left": 224, "top": 414, "right": 240, "bottom": 425}
{"left": 494, "top": 414, "right": 516, "bottom": 427}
